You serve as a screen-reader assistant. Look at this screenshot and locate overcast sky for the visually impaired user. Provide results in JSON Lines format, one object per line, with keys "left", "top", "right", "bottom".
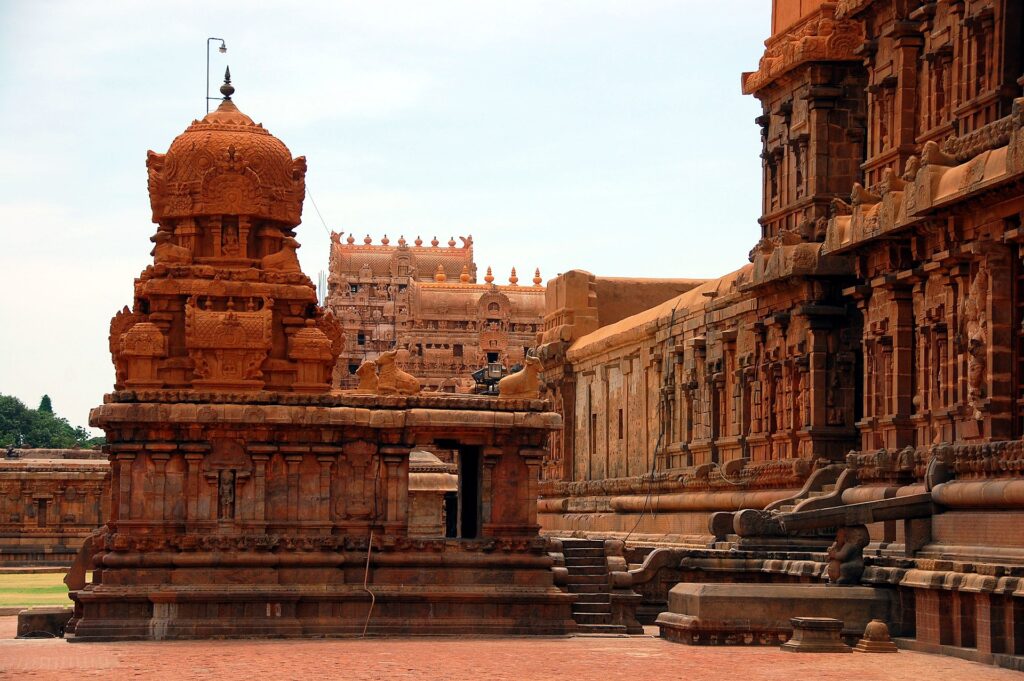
{"left": 0, "top": 1, "right": 770, "bottom": 432}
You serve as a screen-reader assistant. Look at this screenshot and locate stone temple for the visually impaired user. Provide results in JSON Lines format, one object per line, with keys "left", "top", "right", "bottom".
{"left": 4, "top": 0, "right": 1020, "bottom": 672}
{"left": 66, "top": 73, "right": 573, "bottom": 640}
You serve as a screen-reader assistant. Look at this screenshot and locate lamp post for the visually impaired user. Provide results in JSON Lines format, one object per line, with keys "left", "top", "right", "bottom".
{"left": 206, "top": 37, "right": 227, "bottom": 113}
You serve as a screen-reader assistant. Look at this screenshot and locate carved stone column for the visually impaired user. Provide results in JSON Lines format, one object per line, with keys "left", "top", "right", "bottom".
{"left": 481, "top": 446, "right": 502, "bottom": 529}
{"left": 248, "top": 445, "right": 275, "bottom": 526}
{"left": 380, "top": 445, "right": 410, "bottom": 535}
{"left": 183, "top": 450, "right": 205, "bottom": 524}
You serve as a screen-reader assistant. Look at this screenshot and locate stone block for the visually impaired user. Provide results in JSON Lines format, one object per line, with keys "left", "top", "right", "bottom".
{"left": 656, "top": 583, "right": 894, "bottom": 645}
{"left": 17, "top": 606, "right": 73, "bottom": 638}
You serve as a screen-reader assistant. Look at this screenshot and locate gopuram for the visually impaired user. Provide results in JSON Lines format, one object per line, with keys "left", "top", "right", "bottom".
{"left": 325, "top": 233, "right": 546, "bottom": 393}
{"left": 66, "top": 72, "right": 574, "bottom": 640}
{"left": 536, "top": 0, "right": 1024, "bottom": 668}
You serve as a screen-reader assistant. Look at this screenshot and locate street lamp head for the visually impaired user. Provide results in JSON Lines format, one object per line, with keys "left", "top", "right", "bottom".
{"left": 219, "top": 41, "right": 227, "bottom": 53}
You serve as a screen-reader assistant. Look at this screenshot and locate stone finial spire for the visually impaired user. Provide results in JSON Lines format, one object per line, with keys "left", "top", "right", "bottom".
{"left": 509, "top": 267, "right": 519, "bottom": 286}
{"left": 484, "top": 266, "right": 494, "bottom": 284}
{"left": 220, "top": 66, "right": 235, "bottom": 100}
{"left": 381, "top": 234, "right": 390, "bottom": 245}
{"left": 346, "top": 234, "right": 355, "bottom": 244}
{"left": 448, "top": 236, "right": 456, "bottom": 247}
{"left": 533, "top": 268, "right": 542, "bottom": 286}
{"left": 364, "top": 234, "right": 372, "bottom": 244}
{"left": 398, "top": 235, "right": 407, "bottom": 246}
{"left": 415, "top": 236, "right": 423, "bottom": 246}
{"left": 431, "top": 236, "right": 439, "bottom": 247}
{"left": 460, "top": 264, "right": 470, "bottom": 283}
{"left": 434, "top": 264, "right": 447, "bottom": 282}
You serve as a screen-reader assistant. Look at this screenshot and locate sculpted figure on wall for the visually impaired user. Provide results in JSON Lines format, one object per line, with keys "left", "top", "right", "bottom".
{"left": 960, "top": 262, "right": 989, "bottom": 421}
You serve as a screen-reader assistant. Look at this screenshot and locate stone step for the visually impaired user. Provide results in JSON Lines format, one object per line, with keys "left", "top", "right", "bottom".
{"left": 559, "top": 539, "right": 605, "bottom": 549}
{"left": 574, "top": 593, "right": 611, "bottom": 604}
{"left": 565, "top": 565, "right": 606, "bottom": 577}
{"left": 568, "top": 583, "right": 610, "bottom": 594}
{"left": 822, "top": 483, "right": 835, "bottom": 493}
{"left": 807, "top": 491, "right": 825, "bottom": 498}
{"left": 565, "top": 557, "right": 605, "bottom": 568}
{"left": 778, "top": 505, "right": 795, "bottom": 513}
{"left": 563, "top": 547, "right": 605, "bottom": 558}
{"left": 575, "top": 623, "right": 628, "bottom": 634}
{"left": 572, "top": 602, "right": 612, "bottom": 614}
{"left": 573, "top": 612, "right": 613, "bottom": 625}
{"left": 564, "top": 574, "right": 608, "bottom": 586}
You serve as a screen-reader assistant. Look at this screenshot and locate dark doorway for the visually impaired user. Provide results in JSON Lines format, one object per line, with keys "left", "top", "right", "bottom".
{"left": 444, "top": 492, "right": 458, "bottom": 538}
{"left": 458, "top": 447, "right": 481, "bottom": 539}
{"left": 36, "top": 500, "right": 47, "bottom": 528}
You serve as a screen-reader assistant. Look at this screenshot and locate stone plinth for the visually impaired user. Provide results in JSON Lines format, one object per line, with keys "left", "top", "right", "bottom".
{"left": 68, "top": 392, "right": 575, "bottom": 641}
{"left": 656, "top": 583, "right": 894, "bottom": 645}
{"left": 781, "top": 617, "right": 852, "bottom": 653}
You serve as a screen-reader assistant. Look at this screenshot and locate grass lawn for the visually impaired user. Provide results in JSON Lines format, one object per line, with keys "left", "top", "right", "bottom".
{"left": 0, "top": 573, "right": 74, "bottom": 607}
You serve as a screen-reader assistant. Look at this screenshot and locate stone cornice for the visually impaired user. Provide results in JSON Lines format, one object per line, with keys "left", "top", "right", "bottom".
{"left": 742, "top": 3, "right": 864, "bottom": 96}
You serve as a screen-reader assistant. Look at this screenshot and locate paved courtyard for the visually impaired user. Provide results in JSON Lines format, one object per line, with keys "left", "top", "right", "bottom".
{"left": 0, "top": 618, "right": 1017, "bottom": 680}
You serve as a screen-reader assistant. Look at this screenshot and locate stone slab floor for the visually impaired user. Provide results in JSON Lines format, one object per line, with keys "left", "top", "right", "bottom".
{"left": 0, "top": 619, "right": 1015, "bottom": 680}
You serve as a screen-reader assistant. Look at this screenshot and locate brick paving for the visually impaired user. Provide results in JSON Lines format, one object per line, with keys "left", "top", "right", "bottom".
{"left": 0, "top": 618, "right": 1016, "bottom": 680}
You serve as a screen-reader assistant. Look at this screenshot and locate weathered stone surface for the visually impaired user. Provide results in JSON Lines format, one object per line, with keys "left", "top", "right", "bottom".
{"left": 656, "top": 583, "right": 893, "bottom": 645}
{"left": 16, "top": 606, "right": 73, "bottom": 638}
{"left": 781, "top": 617, "right": 852, "bottom": 653}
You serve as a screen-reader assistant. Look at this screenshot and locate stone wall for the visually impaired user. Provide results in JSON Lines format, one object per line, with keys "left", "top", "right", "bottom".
{"left": 0, "top": 452, "right": 109, "bottom": 566}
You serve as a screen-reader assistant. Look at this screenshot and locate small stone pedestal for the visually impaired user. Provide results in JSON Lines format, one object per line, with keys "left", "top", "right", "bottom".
{"left": 780, "top": 617, "right": 851, "bottom": 653}
{"left": 854, "top": 619, "right": 898, "bottom": 653}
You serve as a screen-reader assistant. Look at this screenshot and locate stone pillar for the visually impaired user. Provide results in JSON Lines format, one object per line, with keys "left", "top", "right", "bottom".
{"left": 985, "top": 243, "right": 1014, "bottom": 439}
{"left": 314, "top": 447, "right": 340, "bottom": 524}
{"left": 807, "top": 324, "right": 829, "bottom": 430}
{"left": 248, "top": 445, "right": 275, "bottom": 525}
{"left": 284, "top": 453, "right": 304, "bottom": 523}
{"left": 150, "top": 452, "right": 170, "bottom": 522}
{"left": 184, "top": 452, "right": 205, "bottom": 523}
{"left": 519, "top": 447, "right": 545, "bottom": 532}
{"left": 113, "top": 450, "right": 138, "bottom": 523}
{"left": 481, "top": 446, "right": 502, "bottom": 528}
{"left": 380, "top": 445, "right": 410, "bottom": 535}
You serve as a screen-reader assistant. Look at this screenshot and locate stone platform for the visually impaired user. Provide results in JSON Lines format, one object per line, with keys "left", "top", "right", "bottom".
{"left": 656, "top": 583, "right": 894, "bottom": 645}
{"left": 69, "top": 394, "right": 576, "bottom": 641}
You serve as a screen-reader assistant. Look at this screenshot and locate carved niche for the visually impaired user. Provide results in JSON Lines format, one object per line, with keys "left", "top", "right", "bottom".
{"left": 185, "top": 295, "right": 273, "bottom": 390}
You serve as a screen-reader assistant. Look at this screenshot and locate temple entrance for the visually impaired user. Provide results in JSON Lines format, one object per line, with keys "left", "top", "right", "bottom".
{"left": 457, "top": 446, "right": 481, "bottom": 539}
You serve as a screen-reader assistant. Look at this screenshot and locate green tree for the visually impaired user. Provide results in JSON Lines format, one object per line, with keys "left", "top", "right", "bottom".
{"left": 38, "top": 394, "right": 53, "bottom": 413}
{"left": 0, "top": 393, "right": 103, "bottom": 449}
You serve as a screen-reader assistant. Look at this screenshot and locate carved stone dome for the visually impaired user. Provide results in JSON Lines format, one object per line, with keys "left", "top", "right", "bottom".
{"left": 146, "top": 74, "right": 307, "bottom": 228}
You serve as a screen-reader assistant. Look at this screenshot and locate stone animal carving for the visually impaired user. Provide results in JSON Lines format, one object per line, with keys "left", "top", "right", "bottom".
{"left": 375, "top": 349, "right": 421, "bottom": 395}
{"left": 261, "top": 236, "right": 302, "bottom": 272}
{"left": 921, "top": 140, "right": 956, "bottom": 167}
{"left": 354, "top": 360, "right": 378, "bottom": 394}
{"left": 825, "top": 525, "right": 870, "bottom": 585}
{"left": 498, "top": 355, "right": 542, "bottom": 399}
{"left": 151, "top": 230, "right": 192, "bottom": 265}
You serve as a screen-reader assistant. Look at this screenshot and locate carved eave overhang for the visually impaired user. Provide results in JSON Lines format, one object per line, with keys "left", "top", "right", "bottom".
{"left": 744, "top": 241, "right": 853, "bottom": 291}
{"left": 823, "top": 99, "right": 1024, "bottom": 255}
{"left": 741, "top": 3, "right": 864, "bottom": 96}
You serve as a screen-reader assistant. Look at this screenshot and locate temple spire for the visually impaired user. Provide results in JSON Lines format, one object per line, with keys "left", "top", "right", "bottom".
{"left": 220, "top": 66, "right": 235, "bottom": 100}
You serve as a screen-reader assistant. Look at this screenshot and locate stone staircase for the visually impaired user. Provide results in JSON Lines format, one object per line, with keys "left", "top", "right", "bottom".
{"left": 561, "top": 539, "right": 628, "bottom": 634}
